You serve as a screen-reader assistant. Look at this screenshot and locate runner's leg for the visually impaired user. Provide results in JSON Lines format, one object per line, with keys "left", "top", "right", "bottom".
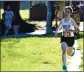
{"left": 61, "top": 42, "right": 67, "bottom": 65}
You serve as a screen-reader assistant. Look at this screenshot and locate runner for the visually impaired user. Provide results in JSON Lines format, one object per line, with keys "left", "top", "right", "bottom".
{"left": 55, "top": 6, "right": 80, "bottom": 71}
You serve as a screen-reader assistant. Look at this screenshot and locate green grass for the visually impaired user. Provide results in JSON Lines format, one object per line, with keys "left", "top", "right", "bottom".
{"left": 1, "top": 32, "right": 83, "bottom": 71}
{"left": 78, "top": 32, "right": 83, "bottom": 50}
{"left": 20, "top": 9, "right": 30, "bottom": 20}
{"left": 79, "top": 54, "right": 83, "bottom": 71}
{"left": 0, "top": 8, "right": 4, "bottom": 19}
{"left": 78, "top": 32, "right": 84, "bottom": 71}
{"left": 1, "top": 36, "right": 63, "bottom": 71}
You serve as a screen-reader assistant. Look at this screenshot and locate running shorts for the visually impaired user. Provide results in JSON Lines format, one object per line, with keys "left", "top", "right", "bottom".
{"left": 60, "top": 36, "right": 75, "bottom": 47}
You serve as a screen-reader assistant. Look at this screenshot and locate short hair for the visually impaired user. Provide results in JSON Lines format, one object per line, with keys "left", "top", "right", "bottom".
{"left": 65, "top": 6, "right": 73, "bottom": 14}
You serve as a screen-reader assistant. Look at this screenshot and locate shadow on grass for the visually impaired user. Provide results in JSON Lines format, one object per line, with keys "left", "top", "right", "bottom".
{"left": 0, "top": 32, "right": 62, "bottom": 39}
{"left": 0, "top": 32, "right": 83, "bottom": 39}
{"left": 77, "top": 32, "right": 84, "bottom": 39}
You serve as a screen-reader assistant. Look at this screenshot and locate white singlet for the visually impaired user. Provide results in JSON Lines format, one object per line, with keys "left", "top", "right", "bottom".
{"left": 61, "top": 18, "right": 74, "bottom": 37}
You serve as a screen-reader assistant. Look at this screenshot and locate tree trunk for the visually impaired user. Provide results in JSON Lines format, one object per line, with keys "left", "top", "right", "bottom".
{"left": 46, "top": 1, "right": 53, "bottom": 34}
{"left": 0, "top": 2, "right": 1, "bottom": 19}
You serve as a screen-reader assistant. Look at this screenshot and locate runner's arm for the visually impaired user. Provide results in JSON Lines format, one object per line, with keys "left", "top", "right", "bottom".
{"left": 55, "top": 20, "right": 62, "bottom": 36}
{"left": 71, "top": 18, "right": 80, "bottom": 31}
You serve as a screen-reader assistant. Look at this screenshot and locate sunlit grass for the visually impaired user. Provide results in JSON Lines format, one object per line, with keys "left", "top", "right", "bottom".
{"left": 20, "top": 9, "right": 30, "bottom": 20}
{"left": 78, "top": 32, "right": 83, "bottom": 50}
{"left": 78, "top": 32, "right": 84, "bottom": 71}
{"left": 1, "top": 31, "right": 83, "bottom": 71}
{"left": 1, "top": 36, "right": 63, "bottom": 71}
{"left": 0, "top": 8, "right": 4, "bottom": 19}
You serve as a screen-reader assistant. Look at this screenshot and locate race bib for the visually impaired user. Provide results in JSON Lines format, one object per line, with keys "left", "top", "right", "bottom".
{"left": 63, "top": 31, "right": 71, "bottom": 37}
{"left": 62, "top": 24, "right": 71, "bottom": 37}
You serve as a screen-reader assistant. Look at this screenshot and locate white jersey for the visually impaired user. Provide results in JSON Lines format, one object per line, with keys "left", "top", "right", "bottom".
{"left": 61, "top": 18, "right": 74, "bottom": 37}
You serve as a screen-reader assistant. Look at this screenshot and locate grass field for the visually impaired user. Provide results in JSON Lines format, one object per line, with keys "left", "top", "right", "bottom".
{"left": 78, "top": 32, "right": 83, "bottom": 50}
{"left": 78, "top": 32, "right": 83, "bottom": 71}
{"left": 1, "top": 32, "right": 83, "bottom": 71}
{"left": 1, "top": 35, "right": 62, "bottom": 71}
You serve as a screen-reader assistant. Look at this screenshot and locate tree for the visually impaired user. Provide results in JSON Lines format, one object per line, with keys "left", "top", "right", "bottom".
{"left": 46, "top": 1, "right": 53, "bottom": 34}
